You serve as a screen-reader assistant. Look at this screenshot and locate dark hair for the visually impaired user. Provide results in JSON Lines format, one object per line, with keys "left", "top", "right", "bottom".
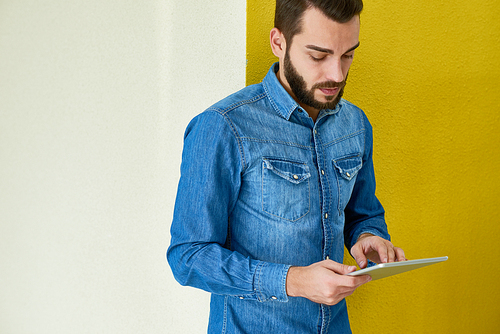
{"left": 275, "top": 0, "right": 363, "bottom": 45}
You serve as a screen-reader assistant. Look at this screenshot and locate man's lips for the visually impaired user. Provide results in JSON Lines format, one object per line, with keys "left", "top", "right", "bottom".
{"left": 319, "top": 87, "right": 340, "bottom": 96}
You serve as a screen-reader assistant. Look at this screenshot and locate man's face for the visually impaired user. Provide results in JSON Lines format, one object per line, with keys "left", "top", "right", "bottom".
{"left": 277, "top": 8, "right": 360, "bottom": 113}
{"left": 283, "top": 48, "right": 346, "bottom": 111}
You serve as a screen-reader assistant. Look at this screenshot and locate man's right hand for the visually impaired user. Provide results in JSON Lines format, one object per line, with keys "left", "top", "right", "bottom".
{"left": 285, "top": 260, "right": 371, "bottom": 305}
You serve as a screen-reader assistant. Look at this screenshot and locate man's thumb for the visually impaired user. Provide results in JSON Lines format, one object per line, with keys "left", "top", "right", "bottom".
{"left": 324, "top": 260, "right": 357, "bottom": 275}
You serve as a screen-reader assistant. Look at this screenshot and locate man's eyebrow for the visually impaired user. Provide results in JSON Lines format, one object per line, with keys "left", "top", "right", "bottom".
{"left": 305, "top": 41, "right": 360, "bottom": 54}
{"left": 345, "top": 41, "right": 360, "bottom": 53}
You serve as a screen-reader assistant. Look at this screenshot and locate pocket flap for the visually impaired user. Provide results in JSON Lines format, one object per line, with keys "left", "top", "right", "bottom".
{"left": 263, "top": 158, "right": 311, "bottom": 184}
{"left": 333, "top": 156, "right": 362, "bottom": 181}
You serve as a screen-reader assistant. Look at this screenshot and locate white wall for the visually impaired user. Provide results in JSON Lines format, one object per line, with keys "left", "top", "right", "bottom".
{"left": 0, "top": 1, "right": 246, "bottom": 333}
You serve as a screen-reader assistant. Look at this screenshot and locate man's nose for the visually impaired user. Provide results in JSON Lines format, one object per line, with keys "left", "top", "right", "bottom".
{"left": 325, "top": 59, "right": 344, "bottom": 83}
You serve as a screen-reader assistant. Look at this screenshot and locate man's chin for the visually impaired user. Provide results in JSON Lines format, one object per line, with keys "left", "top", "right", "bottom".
{"left": 320, "top": 99, "right": 342, "bottom": 111}
{"left": 311, "top": 94, "right": 341, "bottom": 108}
{"left": 323, "top": 95, "right": 337, "bottom": 102}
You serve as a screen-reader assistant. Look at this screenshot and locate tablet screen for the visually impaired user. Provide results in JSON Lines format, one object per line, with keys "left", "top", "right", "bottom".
{"left": 346, "top": 256, "right": 448, "bottom": 281}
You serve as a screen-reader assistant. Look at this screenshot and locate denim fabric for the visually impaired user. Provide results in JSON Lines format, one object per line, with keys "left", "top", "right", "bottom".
{"left": 167, "top": 63, "right": 390, "bottom": 334}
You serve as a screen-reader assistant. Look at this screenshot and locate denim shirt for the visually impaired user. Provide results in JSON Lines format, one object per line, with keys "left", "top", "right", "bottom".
{"left": 167, "top": 63, "right": 390, "bottom": 334}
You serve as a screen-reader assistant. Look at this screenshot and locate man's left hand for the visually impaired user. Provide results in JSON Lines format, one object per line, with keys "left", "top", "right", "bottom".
{"left": 350, "top": 233, "right": 407, "bottom": 269}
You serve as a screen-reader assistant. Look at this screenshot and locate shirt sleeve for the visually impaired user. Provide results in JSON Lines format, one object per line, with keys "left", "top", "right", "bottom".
{"left": 167, "top": 110, "right": 289, "bottom": 302}
{"left": 343, "top": 112, "right": 391, "bottom": 251}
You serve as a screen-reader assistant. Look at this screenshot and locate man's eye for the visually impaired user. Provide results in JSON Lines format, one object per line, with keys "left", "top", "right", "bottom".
{"left": 310, "top": 55, "right": 325, "bottom": 62}
{"left": 343, "top": 54, "right": 354, "bottom": 59}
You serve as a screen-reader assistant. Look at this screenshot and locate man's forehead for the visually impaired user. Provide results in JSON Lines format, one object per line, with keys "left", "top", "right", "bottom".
{"left": 293, "top": 9, "right": 360, "bottom": 51}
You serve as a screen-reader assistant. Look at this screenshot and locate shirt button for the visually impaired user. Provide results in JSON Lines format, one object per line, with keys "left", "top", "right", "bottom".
{"left": 346, "top": 172, "right": 351, "bottom": 177}
{"left": 326, "top": 255, "right": 330, "bottom": 260}
{"left": 321, "top": 170, "right": 325, "bottom": 175}
{"left": 325, "top": 213, "right": 328, "bottom": 219}
{"left": 239, "top": 297, "right": 244, "bottom": 300}
{"left": 293, "top": 174, "right": 299, "bottom": 180}
{"left": 271, "top": 296, "right": 278, "bottom": 300}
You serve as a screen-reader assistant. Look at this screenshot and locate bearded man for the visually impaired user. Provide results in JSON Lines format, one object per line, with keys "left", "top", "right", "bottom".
{"left": 167, "top": 1, "right": 406, "bottom": 333}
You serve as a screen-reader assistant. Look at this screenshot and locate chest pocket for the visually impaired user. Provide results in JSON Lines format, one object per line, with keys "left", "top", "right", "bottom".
{"left": 262, "top": 158, "right": 311, "bottom": 222}
{"left": 333, "top": 155, "right": 363, "bottom": 211}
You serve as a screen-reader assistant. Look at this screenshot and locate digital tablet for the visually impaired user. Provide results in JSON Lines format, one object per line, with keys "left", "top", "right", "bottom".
{"left": 346, "top": 256, "right": 448, "bottom": 281}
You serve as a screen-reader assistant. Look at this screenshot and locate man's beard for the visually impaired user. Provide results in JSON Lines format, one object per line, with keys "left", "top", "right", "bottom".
{"left": 283, "top": 51, "right": 346, "bottom": 111}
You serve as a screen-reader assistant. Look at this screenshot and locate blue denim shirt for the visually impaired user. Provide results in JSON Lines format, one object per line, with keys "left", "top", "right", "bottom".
{"left": 167, "top": 63, "right": 390, "bottom": 333}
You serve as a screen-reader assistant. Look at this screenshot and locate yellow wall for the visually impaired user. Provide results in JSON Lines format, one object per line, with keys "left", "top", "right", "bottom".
{"left": 247, "top": 1, "right": 500, "bottom": 333}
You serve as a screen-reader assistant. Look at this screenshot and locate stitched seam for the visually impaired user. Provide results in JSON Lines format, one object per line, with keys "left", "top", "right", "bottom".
{"left": 325, "top": 305, "right": 331, "bottom": 333}
{"left": 316, "top": 132, "right": 334, "bottom": 259}
{"left": 241, "top": 137, "right": 314, "bottom": 150}
{"left": 263, "top": 79, "right": 297, "bottom": 119}
{"left": 255, "top": 262, "right": 264, "bottom": 302}
{"left": 334, "top": 160, "right": 342, "bottom": 215}
{"left": 209, "top": 93, "right": 267, "bottom": 116}
{"left": 280, "top": 265, "right": 290, "bottom": 302}
{"left": 205, "top": 109, "right": 248, "bottom": 173}
{"left": 263, "top": 82, "right": 282, "bottom": 118}
{"left": 223, "top": 113, "right": 247, "bottom": 172}
{"left": 261, "top": 160, "right": 311, "bottom": 222}
{"left": 322, "top": 129, "right": 365, "bottom": 148}
{"left": 222, "top": 295, "right": 228, "bottom": 334}
{"left": 360, "top": 108, "right": 368, "bottom": 160}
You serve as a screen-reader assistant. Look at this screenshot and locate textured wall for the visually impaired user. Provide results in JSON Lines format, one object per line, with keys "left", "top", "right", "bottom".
{"left": 0, "top": 1, "right": 246, "bottom": 333}
{"left": 247, "top": 0, "right": 500, "bottom": 333}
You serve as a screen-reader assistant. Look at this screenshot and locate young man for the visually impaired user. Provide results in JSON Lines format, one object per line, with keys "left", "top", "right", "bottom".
{"left": 167, "top": 1, "right": 406, "bottom": 332}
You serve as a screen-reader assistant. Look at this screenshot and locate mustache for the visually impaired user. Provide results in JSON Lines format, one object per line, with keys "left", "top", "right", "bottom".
{"left": 312, "top": 80, "right": 346, "bottom": 90}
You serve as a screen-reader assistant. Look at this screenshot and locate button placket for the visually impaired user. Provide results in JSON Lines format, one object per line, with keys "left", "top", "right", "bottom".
{"left": 314, "top": 122, "right": 334, "bottom": 288}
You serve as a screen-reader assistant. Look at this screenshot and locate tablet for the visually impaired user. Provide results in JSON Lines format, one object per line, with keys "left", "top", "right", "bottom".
{"left": 346, "top": 256, "right": 448, "bottom": 281}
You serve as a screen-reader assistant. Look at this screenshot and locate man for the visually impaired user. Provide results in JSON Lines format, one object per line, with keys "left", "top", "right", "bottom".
{"left": 167, "top": 0, "right": 406, "bottom": 332}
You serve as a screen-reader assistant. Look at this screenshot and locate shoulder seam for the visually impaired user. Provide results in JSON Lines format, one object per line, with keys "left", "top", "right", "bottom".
{"left": 204, "top": 109, "right": 248, "bottom": 172}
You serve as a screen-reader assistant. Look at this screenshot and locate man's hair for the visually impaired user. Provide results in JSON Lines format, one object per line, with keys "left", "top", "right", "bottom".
{"left": 275, "top": 0, "right": 363, "bottom": 46}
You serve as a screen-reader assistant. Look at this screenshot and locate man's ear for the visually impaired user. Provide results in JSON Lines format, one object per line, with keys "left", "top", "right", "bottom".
{"left": 270, "top": 27, "right": 286, "bottom": 58}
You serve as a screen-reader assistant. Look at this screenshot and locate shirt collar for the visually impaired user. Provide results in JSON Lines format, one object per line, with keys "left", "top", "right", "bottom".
{"left": 262, "top": 63, "right": 300, "bottom": 120}
{"left": 262, "top": 62, "right": 342, "bottom": 121}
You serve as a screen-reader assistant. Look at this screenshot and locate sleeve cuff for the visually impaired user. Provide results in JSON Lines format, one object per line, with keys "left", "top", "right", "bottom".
{"left": 253, "top": 262, "right": 291, "bottom": 303}
{"left": 355, "top": 229, "right": 388, "bottom": 241}
{"left": 347, "top": 216, "right": 391, "bottom": 250}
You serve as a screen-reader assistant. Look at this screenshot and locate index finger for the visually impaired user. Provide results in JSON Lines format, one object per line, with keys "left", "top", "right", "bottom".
{"left": 395, "top": 247, "right": 407, "bottom": 262}
{"left": 344, "top": 273, "right": 372, "bottom": 287}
